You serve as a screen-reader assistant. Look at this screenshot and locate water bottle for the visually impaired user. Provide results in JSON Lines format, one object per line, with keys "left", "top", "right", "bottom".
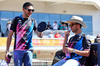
{"left": 65, "top": 44, "right": 70, "bottom": 59}
{"left": 6, "top": 52, "right": 13, "bottom": 64}
{"left": 66, "top": 53, "right": 70, "bottom": 59}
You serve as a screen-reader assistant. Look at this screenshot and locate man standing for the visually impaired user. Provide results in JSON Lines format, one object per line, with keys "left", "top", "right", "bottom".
{"left": 53, "top": 16, "right": 91, "bottom": 66}
{"left": 47, "top": 22, "right": 53, "bottom": 30}
{"left": 5, "top": 2, "right": 42, "bottom": 66}
{"left": 53, "top": 21, "right": 58, "bottom": 30}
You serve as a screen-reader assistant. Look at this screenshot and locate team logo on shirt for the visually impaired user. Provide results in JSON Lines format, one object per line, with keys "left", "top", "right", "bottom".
{"left": 18, "top": 20, "right": 22, "bottom": 26}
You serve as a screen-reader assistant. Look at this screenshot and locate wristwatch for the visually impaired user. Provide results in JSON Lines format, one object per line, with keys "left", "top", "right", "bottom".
{"left": 5, "top": 51, "right": 9, "bottom": 53}
{"left": 73, "top": 49, "right": 75, "bottom": 53}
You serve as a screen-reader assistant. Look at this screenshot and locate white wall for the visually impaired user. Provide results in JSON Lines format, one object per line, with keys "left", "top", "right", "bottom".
{"left": 0, "top": 1, "right": 100, "bottom": 35}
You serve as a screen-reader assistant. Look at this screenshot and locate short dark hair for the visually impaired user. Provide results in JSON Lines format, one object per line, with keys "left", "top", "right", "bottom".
{"left": 23, "top": 2, "right": 33, "bottom": 9}
{"left": 76, "top": 23, "right": 82, "bottom": 28}
{"left": 62, "top": 22, "right": 65, "bottom": 24}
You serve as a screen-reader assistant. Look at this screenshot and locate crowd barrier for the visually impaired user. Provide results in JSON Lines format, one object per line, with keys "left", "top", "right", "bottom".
{"left": 0, "top": 37, "right": 64, "bottom": 66}
{"left": 0, "top": 37, "right": 96, "bottom": 66}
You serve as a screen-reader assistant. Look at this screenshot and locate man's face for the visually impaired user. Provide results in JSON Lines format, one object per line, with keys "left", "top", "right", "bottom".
{"left": 69, "top": 22, "right": 78, "bottom": 33}
{"left": 23, "top": 6, "right": 34, "bottom": 18}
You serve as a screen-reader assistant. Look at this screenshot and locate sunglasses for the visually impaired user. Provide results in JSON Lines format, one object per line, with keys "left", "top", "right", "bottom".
{"left": 25, "top": 8, "right": 35, "bottom": 12}
{"left": 69, "top": 23, "right": 77, "bottom": 27}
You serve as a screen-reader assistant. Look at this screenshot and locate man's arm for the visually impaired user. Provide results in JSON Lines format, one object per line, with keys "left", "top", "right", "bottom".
{"left": 65, "top": 47, "right": 90, "bottom": 57}
{"left": 73, "top": 49, "right": 90, "bottom": 57}
{"left": 63, "top": 31, "right": 70, "bottom": 53}
{"left": 63, "top": 34, "right": 68, "bottom": 53}
{"left": 6, "top": 31, "right": 13, "bottom": 51}
{"left": 5, "top": 31, "right": 13, "bottom": 61}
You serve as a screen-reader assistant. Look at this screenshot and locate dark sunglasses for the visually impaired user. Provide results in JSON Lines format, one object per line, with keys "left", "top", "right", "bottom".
{"left": 25, "top": 8, "right": 35, "bottom": 12}
{"left": 69, "top": 23, "right": 77, "bottom": 27}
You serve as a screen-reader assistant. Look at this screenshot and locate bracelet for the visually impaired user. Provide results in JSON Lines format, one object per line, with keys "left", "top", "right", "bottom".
{"left": 5, "top": 51, "right": 9, "bottom": 53}
{"left": 73, "top": 49, "right": 75, "bottom": 53}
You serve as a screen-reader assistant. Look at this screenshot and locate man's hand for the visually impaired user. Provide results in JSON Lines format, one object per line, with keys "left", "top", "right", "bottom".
{"left": 63, "top": 46, "right": 66, "bottom": 53}
{"left": 64, "top": 30, "right": 70, "bottom": 37}
{"left": 63, "top": 47, "right": 74, "bottom": 53}
{"left": 66, "top": 47, "right": 73, "bottom": 53}
{"left": 38, "top": 32, "right": 43, "bottom": 38}
{"left": 35, "top": 30, "right": 43, "bottom": 38}
{"left": 5, "top": 52, "right": 9, "bottom": 62}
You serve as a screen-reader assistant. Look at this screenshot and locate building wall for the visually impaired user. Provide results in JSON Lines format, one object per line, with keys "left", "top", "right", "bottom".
{"left": 0, "top": 11, "right": 92, "bottom": 36}
{"left": 0, "top": 1, "right": 100, "bottom": 35}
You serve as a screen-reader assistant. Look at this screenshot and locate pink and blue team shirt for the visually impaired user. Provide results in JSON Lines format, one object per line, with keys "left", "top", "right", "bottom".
{"left": 66, "top": 34, "right": 91, "bottom": 65}
{"left": 10, "top": 15, "right": 37, "bottom": 50}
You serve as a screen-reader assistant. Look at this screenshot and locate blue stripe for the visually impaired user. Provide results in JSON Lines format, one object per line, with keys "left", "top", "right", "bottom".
{"left": 72, "top": 56, "right": 82, "bottom": 61}
{"left": 19, "top": 15, "right": 24, "bottom": 20}
{"left": 19, "top": 15, "right": 31, "bottom": 20}
{"left": 74, "top": 37, "right": 83, "bottom": 50}
{"left": 25, "top": 21, "right": 34, "bottom": 48}
{"left": 72, "top": 37, "right": 83, "bottom": 60}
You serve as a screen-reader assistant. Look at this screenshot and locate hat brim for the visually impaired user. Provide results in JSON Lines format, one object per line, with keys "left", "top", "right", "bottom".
{"left": 65, "top": 19, "right": 87, "bottom": 28}
{"left": 7, "top": 21, "right": 11, "bottom": 24}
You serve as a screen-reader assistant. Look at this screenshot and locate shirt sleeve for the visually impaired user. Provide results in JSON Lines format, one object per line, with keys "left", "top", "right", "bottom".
{"left": 83, "top": 36, "right": 91, "bottom": 50}
{"left": 10, "top": 17, "right": 17, "bottom": 32}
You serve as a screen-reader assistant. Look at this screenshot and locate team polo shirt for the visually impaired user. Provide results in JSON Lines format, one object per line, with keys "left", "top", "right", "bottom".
{"left": 10, "top": 15, "right": 37, "bottom": 50}
{"left": 67, "top": 34, "right": 91, "bottom": 64}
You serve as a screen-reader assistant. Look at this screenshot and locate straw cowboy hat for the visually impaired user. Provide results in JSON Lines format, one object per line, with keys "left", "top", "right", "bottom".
{"left": 65, "top": 16, "right": 87, "bottom": 28}
{"left": 7, "top": 21, "right": 11, "bottom": 24}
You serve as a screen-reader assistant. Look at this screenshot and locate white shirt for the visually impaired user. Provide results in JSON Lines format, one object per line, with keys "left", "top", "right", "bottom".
{"left": 7, "top": 23, "right": 11, "bottom": 30}
{"left": 53, "top": 23, "right": 58, "bottom": 30}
